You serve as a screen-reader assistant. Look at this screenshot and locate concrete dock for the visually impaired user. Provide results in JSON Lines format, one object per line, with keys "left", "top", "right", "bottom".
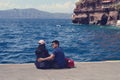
{"left": 0, "top": 61, "right": 120, "bottom": 80}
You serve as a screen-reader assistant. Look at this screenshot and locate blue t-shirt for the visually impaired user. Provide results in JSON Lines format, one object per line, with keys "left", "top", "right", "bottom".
{"left": 52, "top": 47, "right": 66, "bottom": 68}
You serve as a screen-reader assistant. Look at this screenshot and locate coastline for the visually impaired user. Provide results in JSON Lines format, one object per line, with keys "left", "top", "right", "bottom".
{"left": 0, "top": 61, "right": 120, "bottom": 80}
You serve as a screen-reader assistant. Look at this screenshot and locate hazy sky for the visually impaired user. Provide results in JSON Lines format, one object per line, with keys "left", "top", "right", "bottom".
{"left": 0, "top": 0, "right": 79, "bottom": 13}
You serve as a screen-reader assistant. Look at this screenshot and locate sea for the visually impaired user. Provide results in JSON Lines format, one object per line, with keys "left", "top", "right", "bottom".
{"left": 0, "top": 19, "right": 120, "bottom": 64}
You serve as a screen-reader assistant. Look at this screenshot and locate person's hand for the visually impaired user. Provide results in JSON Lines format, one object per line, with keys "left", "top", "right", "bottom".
{"left": 37, "top": 58, "right": 44, "bottom": 62}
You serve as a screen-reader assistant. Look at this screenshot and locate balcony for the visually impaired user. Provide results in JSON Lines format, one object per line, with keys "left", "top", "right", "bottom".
{"left": 74, "top": 7, "right": 116, "bottom": 14}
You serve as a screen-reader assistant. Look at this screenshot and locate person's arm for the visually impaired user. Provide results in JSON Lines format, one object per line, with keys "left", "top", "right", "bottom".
{"left": 38, "top": 54, "right": 55, "bottom": 62}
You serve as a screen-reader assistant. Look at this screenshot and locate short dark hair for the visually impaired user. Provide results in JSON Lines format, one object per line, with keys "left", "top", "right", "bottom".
{"left": 52, "top": 40, "right": 59, "bottom": 46}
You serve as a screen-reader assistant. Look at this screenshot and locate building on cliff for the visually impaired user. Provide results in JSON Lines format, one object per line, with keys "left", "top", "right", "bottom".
{"left": 72, "top": 0, "right": 120, "bottom": 26}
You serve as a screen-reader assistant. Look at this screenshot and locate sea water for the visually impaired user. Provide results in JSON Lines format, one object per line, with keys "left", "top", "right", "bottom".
{"left": 0, "top": 19, "right": 120, "bottom": 64}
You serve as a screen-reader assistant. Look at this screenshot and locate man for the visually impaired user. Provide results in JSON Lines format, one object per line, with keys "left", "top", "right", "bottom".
{"left": 38, "top": 40, "right": 67, "bottom": 69}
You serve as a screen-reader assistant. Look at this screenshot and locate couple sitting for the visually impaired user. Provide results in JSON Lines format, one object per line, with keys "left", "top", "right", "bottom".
{"left": 35, "top": 40, "right": 67, "bottom": 69}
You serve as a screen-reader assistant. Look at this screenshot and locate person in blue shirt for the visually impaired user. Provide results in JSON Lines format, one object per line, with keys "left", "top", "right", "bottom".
{"left": 38, "top": 40, "right": 67, "bottom": 69}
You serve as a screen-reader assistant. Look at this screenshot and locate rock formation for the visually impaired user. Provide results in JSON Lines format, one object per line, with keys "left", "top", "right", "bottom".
{"left": 72, "top": 0, "right": 120, "bottom": 25}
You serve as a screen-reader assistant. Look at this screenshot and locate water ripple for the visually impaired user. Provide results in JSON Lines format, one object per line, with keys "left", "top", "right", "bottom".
{"left": 0, "top": 19, "right": 120, "bottom": 64}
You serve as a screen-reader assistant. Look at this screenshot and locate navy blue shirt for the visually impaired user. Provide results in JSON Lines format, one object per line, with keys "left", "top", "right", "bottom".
{"left": 52, "top": 47, "right": 66, "bottom": 68}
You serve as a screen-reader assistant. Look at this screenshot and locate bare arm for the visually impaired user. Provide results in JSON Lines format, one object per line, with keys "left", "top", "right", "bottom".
{"left": 38, "top": 54, "right": 55, "bottom": 62}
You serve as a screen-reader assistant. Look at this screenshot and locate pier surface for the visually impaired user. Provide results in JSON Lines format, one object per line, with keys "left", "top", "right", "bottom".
{"left": 0, "top": 61, "right": 120, "bottom": 80}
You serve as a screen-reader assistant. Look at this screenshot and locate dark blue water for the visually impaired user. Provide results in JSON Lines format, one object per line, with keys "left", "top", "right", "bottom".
{"left": 0, "top": 19, "right": 120, "bottom": 64}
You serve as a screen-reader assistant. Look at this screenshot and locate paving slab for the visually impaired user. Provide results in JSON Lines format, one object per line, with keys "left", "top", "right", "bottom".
{"left": 0, "top": 62, "right": 120, "bottom": 80}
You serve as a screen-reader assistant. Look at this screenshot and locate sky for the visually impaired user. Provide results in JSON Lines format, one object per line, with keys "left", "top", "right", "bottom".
{"left": 0, "top": 0, "right": 79, "bottom": 13}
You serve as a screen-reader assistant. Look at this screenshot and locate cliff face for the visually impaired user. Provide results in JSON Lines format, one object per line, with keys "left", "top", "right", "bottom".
{"left": 72, "top": 0, "right": 120, "bottom": 25}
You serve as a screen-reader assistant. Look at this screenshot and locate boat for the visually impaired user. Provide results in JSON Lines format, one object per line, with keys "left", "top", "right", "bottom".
{"left": 72, "top": 0, "right": 120, "bottom": 26}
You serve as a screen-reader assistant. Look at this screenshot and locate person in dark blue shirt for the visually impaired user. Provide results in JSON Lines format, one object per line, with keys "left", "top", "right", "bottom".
{"left": 38, "top": 40, "right": 67, "bottom": 69}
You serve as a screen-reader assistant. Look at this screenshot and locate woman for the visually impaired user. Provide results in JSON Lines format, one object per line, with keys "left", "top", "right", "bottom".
{"left": 35, "top": 40, "right": 51, "bottom": 69}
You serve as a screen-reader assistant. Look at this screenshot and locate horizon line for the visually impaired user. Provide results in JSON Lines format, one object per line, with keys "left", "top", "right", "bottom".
{"left": 0, "top": 8, "right": 73, "bottom": 14}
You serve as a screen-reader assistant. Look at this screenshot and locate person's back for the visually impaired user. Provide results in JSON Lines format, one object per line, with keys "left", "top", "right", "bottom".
{"left": 35, "top": 45, "right": 49, "bottom": 58}
{"left": 52, "top": 47, "right": 66, "bottom": 68}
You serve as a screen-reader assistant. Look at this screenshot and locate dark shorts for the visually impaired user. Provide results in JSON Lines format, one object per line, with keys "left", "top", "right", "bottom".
{"left": 35, "top": 61, "right": 66, "bottom": 69}
{"left": 35, "top": 61, "right": 51, "bottom": 69}
{"left": 51, "top": 62, "right": 67, "bottom": 69}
